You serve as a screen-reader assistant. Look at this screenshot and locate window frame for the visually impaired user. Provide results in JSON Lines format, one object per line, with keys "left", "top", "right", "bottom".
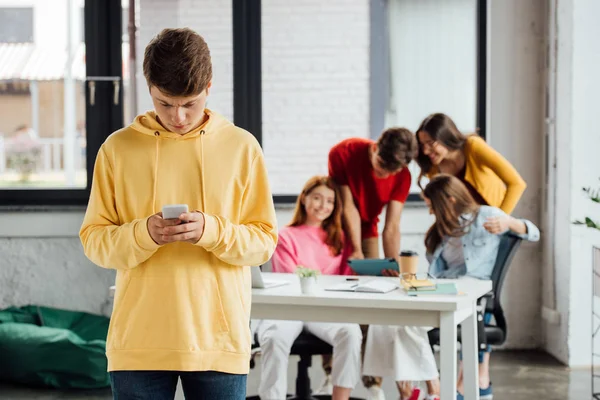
{"left": 232, "top": 0, "right": 487, "bottom": 204}
{"left": 0, "top": 0, "right": 123, "bottom": 207}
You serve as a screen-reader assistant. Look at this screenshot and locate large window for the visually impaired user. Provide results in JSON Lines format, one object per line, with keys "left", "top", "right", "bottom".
{"left": 1, "top": 0, "right": 485, "bottom": 206}
{"left": 234, "top": 0, "right": 486, "bottom": 203}
{"left": 383, "top": 0, "right": 484, "bottom": 195}
{"left": 0, "top": 0, "right": 124, "bottom": 205}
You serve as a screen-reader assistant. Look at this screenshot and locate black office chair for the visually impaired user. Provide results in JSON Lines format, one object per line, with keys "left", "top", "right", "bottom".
{"left": 428, "top": 233, "right": 523, "bottom": 350}
{"left": 247, "top": 330, "right": 364, "bottom": 400}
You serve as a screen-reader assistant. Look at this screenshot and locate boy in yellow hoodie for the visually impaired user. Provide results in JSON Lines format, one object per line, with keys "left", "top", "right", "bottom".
{"left": 80, "top": 28, "right": 277, "bottom": 399}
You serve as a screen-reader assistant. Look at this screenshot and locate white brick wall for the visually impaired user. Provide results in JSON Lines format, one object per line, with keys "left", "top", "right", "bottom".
{"left": 262, "top": 0, "right": 370, "bottom": 194}
{"left": 137, "top": 0, "right": 369, "bottom": 195}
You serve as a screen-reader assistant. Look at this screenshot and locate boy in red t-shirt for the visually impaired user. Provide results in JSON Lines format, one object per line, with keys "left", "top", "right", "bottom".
{"left": 329, "top": 127, "right": 417, "bottom": 263}
{"left": 326, "top": 127, "right": 417, "bottom": 397}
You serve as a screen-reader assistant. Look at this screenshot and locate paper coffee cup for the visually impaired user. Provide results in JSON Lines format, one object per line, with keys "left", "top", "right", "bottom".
{"left": 399, "top": 250, "right": 419, "bottom": 275}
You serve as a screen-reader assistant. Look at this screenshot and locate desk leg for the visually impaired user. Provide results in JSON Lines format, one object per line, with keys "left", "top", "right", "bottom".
{"left": 440, "top": 311, "right": 458, "bottom": 400}
{"left": 461, "top": 303, "right": 479, "bottom": 400}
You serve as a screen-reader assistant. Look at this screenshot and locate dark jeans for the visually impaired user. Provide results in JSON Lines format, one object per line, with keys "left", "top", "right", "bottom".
{"left": 110, "top": 370, "right": 247, "bottom": 400}
{"left": 460, "top": 313, "right": 493, "bottom": 363}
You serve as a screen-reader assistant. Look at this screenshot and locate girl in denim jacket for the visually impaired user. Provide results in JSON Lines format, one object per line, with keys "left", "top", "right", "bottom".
{"left": 363, "top": 174, "right": 539, "bottom": 400}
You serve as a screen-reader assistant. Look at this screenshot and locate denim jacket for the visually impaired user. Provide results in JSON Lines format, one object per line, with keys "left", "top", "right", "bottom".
{"left": 426, "top": 206, "right": 540, "bottom": 280}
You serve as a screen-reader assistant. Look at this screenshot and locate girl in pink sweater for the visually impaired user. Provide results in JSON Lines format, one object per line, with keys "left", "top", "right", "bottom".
{"left": 271, "top": 177, "right": 352, "bottom": 276}
{"left": 257, "top": 176, "right": 362, "bottom": 400}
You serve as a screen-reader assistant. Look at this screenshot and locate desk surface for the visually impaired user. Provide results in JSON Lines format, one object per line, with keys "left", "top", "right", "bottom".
{"left": 252, "top": 273, "right": 492, "bottom": 312}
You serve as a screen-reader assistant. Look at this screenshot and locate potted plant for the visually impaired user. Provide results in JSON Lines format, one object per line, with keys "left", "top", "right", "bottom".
{"left": 295, "top": 266, "right": 320, "bottom": 295}
{"left": 574, "top": 180, "right": 600, "bottom": 231}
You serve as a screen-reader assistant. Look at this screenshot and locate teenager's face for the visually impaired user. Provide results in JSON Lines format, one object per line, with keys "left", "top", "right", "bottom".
{"left": 303, "top": 185, "right": 336, "bottom": 225}
{"left": 150, "top": 83, "right": 211, "bottom": 134}
{"left": 418, "top": 130, "right": 449, "bottom": 165}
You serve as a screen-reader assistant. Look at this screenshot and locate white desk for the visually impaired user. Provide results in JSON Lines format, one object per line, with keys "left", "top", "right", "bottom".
{"left": 251, "top": 273, "right": 492, "bottom": 400}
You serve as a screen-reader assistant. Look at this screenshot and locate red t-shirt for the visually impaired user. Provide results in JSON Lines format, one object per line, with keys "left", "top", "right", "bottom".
{"left": 328, "top": 138, "right": 411, "bottom": 239}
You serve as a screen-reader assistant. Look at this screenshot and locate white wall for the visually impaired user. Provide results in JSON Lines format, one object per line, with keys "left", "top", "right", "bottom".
{"left": 487, "top": 0, "right": 546, "bottom": 349}
{"left": 0, "top": 0, "right": 550, "bottom": 353}
{"left": 261, "top": 0, "right": 369, "bottom": 195}
{"left": 544, "top": 0, "right": 600, "bottom": 367}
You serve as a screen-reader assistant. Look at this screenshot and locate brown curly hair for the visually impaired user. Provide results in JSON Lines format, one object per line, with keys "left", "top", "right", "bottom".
{"left": 376, "top": 127, "right": 418, "bottom": 172}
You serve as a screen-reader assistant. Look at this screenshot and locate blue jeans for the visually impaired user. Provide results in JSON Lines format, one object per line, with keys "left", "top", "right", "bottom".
{"left": 459, "top": 312, "right": 493, "bottom": 363}
{"left": 110, "top": 370, "right": 247, "bottom": 400}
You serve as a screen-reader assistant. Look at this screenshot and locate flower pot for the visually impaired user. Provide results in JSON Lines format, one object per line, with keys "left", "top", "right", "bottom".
{"left": 299, "top": 276, "right": 317, "bottom": 295}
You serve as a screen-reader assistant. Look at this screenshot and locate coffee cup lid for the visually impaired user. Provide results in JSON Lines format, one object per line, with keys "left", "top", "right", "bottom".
{"left": 400, "top": 250, "right": 418, "bottom": 256}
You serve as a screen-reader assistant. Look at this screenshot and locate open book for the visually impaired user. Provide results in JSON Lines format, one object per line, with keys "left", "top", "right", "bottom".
{"left": 324, "top": 279, "right": 398, "bottom": 294}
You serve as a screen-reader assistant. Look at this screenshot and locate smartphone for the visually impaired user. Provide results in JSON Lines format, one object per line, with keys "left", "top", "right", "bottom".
{"left": 162, "top": 204, "right": 189, "bottom": 220}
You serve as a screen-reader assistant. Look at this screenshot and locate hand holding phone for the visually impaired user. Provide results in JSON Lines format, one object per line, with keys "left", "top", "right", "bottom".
{"left": 148, "top": 204, "right": 205, "bottom": 245}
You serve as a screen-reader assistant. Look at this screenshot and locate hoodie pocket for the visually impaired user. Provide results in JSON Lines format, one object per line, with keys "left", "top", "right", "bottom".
{"left": 109, "top": 276, "right": 231, "bottom": 351}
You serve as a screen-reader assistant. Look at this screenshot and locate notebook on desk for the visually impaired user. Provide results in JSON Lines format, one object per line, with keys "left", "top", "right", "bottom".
{"left": 325, "top": 279, "right": 398, "bottom": 294}
{"left": 406, "top": 282, "right": 459, "bottom": 296}
{"left": 400, "top": 278, "right": 436, "bottom": 291}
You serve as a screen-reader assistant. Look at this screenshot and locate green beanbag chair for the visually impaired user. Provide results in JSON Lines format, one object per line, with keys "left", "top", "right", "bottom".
{"left": 0, "top": 305, "right": 110, "bottom": 389}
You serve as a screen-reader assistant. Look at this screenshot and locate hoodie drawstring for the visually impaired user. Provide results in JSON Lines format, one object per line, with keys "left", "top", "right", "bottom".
{"left": 153, "top": 131, "right": 160, "bottom": 213}
{"left": 199, "top": 130, "right": 206, "bottom": 212}
{"left": 151, "top": 129, "right": 206, "bottom": 214}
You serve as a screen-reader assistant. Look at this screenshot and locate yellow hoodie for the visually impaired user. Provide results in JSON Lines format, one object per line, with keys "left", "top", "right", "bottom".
{"left": 80, "top": 109, "right": 277, "bottom": 373}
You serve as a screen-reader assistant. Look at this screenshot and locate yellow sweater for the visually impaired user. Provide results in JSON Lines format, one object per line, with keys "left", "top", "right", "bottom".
{"left": 80, "top": 110, "right": 278, "bottom": 373}
{"left": 430, "top": 136, "right": 526, "bottom": 214}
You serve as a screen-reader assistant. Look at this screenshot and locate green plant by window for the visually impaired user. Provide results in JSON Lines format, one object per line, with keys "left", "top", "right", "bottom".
{"left": 574, "top": 180, "right": 600, "bottom": 231}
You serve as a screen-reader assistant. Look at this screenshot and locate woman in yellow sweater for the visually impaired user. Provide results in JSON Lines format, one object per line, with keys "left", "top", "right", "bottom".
{"left": 414, "top": 113, "right": 526, "bottom": 399}
{"left": 416, "top": 113, "right": 526, "bottom": 214}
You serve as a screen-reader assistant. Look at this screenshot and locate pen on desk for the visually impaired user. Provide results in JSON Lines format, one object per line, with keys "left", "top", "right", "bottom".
{"left": 346, "top": 277, "right": 359, "bottom": 281}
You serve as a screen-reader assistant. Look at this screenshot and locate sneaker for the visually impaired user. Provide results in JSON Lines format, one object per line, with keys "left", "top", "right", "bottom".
{"left": 366, "top": 386, "right": 386, "bottom": 400}
{"left": 403, "top": 387, "right": 421, "bottom": 400}
{"left": 480, "top": 384, "right": 493, "bottom": 399}
{"left": 456, "top": 384, "right": 493, "bottom": 400}
{"left": 313, "top": 375, "right": 333, "bottom": 395}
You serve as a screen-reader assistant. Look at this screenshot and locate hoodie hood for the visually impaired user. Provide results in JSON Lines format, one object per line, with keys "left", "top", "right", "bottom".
{"left": 128, "top": 108, "right": 233, "bottom": 213}
{"left": 131, "top": 109, "right": 232, "bottom": 139}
